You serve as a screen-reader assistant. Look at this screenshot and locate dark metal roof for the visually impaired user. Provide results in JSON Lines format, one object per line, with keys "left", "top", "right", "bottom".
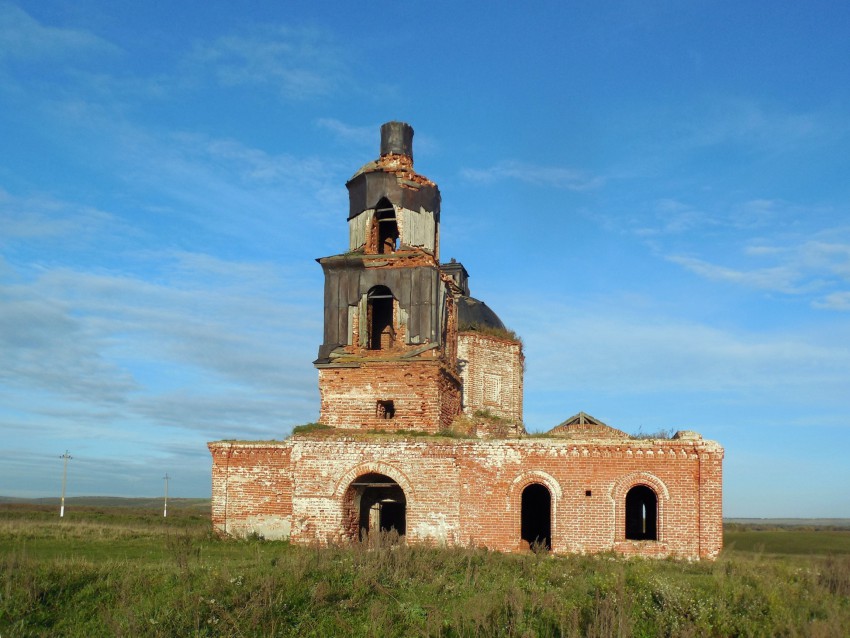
{"left": 457, "top": 296, "right": 506, "bottom": 332}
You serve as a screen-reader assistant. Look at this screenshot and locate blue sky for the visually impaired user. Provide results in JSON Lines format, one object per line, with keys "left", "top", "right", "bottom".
{"left": 1, "top": 1, "right": 849, "bottom": 517}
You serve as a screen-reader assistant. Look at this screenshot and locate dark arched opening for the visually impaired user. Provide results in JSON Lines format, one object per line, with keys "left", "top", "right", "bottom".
{"left": 367, "top": 286, "right": 395, "bottom": 350}
{"left": 375, "top": 199, "right": 398, "bottom": 254}
{"left": 520, "top": 483, "right": 551, "bottom": 550}
{"left": 625, "top": 485, "right": 658, "bottom": 540}
{"left": 347, "top": 473, "right": 406, "bottom": 541}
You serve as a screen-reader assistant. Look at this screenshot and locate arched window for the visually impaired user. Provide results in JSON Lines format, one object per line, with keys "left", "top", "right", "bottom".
{"left": 520, "top": 483, "right": 551, "bottom": 550}
{"left": 625, "top": 485, "right": 658, "bottom": 540}
{"left": 367, "top": 285, "right": 395, "bottom": 350}
{"left": 375, "top": 199, "right": 398, "bottom": 254}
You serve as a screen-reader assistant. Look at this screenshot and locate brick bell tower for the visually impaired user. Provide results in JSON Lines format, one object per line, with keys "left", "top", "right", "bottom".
{"left": 314, "top": 122, "right": 462, "bottom": 433}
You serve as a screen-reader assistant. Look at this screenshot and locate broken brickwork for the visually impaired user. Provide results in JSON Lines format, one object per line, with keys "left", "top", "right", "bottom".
{"left": 457, "top": 331, "right": 524, "bottom": 425}
{"left": 209, "top": 122, "right": 724, "bottom": 559}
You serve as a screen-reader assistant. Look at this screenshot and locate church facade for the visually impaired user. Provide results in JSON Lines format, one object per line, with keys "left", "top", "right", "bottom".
{"left": 208, "top": 122, "right": 724, "bottom": 559}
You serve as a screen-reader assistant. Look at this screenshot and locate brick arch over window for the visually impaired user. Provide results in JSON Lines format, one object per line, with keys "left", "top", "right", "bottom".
{"left": 334, "top": 461, "right": 416, "bottom": 501}
{"left": 335, "top": 462, "right": 416, "bottom": 542}
{"left": 506, "top": 470, "right": 563, "bottom": 511}
{"left": 610, "top": 472, "right": 669, "bottom": 542}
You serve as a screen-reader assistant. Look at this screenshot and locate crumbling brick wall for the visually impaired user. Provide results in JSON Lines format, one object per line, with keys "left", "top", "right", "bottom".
{"left": 317, "top": 362, "right": 462, "bottom": 433}
{"left": 208, "top": 441, "right": 293, "bottom": 540}
{"left": 209, "top": 434, "right": 723, "bottom": 559}
{"left": 457, "top": 332, "right": 523, "bottom": 424}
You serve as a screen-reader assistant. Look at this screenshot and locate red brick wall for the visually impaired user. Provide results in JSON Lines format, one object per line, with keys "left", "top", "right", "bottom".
{"left": 209, "top": 434, "right": 724, "bottom": 559}
{"left": 318, "top": 362, "right": 462, "bottom": 433}
{"left": 457, "top": 332, "right": 523, "bottom": 423}
{"left": 208, "top": 441, "right": 293, "bottom": 539}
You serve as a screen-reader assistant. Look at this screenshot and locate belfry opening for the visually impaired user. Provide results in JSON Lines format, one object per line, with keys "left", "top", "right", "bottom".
{"left": 367, "top": 286, "right": 395, "bottom": 350}
{"left": 346, "top": 473, "right": 406, "bottom": 540}
{"left": 375, "top": 198, "right": 398, "bottom": 254}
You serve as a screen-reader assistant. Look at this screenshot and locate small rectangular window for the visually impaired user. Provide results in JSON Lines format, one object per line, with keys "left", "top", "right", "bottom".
{"left": 376, "top": 400, "right": 395, "bottom": 419}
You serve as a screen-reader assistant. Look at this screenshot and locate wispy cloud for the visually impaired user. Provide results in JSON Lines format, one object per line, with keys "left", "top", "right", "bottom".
{"left": 512, "top": 296, "right": 850, "bottom": 401}
{"left": 667, "top": 255, "right": 808, "bottom": 294}
{"left": 0, "top": 256, "right": 320, "bottom": 421}
{"left": 188, "top": 26, "right": 343, "bottom": 99}
{"left": 813, "top": 291, "right": 850, "bottom": 311}
{"left": 461, "top": 160, "right": 604, "bottom": 191}
{"left": 668, "top": 233, "right": 850, "bottom": 306}
{"left": 316, "top": 118, "right": 375, "bottom": 146}
{"left": 0, "top": 2, "right": 119, "bottom": 61}
{"left": 0, "top": 283, "right": 138, "bottom": 402}
{"left": 684, "top": 97, "right": 828, "bottom": 152}
{"left": 0, "top": 188, "right": 118, "bottom": 242}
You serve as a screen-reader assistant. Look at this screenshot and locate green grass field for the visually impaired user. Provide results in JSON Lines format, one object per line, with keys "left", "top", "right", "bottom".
{"left": 2, "top": 502, "right": 849, "bottom": 637}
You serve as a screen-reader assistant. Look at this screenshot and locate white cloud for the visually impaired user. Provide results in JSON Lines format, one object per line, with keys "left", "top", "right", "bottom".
{"left": 666, "top": 232, "right": 850, "bottom": 304}
{"left": 667, "top": 254, "right": 808, "bottom": 294}
{"left": 813, "top": 291, "right": 850, "bottom": 311}
{"left": 0, "top": 188, "right": 118, "bottom": 242}
{"left": 682, "top": 97, "right": 830, "bottom": 152}
{"left": 461, "top": 160, "right": 604, "bottom": 191}
{"left": 514, "top": 297, "right": 850, "bottom": 400}
{"left": 0, "top": 2, "right": 119, "bottom": 61}
{"left": 0, "top": 256, "right": 320, "bottom": 427}
{"left": 316, "top": 118, "right": 375, "bottom": 146}
{"left": 0, "top": 284, "right": 138, "bottom": 402}
{"left": 188, "top": 26, "right": 343, "bottom": 99}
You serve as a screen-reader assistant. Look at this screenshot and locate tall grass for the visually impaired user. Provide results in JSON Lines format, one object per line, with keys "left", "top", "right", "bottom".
{"left": 1, "top": 506, "right": 849, "bottom": 637}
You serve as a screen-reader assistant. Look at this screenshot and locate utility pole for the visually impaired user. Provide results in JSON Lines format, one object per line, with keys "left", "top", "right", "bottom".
{"left": 59, "top": 450, "right": 72, "bottom": 518}
{"left": 163, "top": 473, "right": 169, "bottom": 518}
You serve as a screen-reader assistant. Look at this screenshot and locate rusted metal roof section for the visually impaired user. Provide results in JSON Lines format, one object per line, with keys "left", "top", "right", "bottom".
{"left": 457, "top": 296, "right": 506, "bottom": 332}
{"left": 547, "top": 412, "right": 631, "bottom": 439}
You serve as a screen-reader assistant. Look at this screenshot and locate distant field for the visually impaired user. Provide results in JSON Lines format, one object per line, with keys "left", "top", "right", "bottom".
{"left": 1, "top": 503, "right": 849, "bottom": 637}
{"left": 727, "top": 517, "right": 850, "bottom": 528}
{"left": 0, "top": 495, "right": 210, "bottom": 510}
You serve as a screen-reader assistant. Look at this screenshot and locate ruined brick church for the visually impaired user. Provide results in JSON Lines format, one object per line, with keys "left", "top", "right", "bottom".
{"left": 209, "top": 122, "right": 724, "bottom": 559}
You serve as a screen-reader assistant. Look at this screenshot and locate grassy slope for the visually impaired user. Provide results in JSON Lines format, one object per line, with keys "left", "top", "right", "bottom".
{"left": 1, "top": 505, "right": 849, "bottom": 637}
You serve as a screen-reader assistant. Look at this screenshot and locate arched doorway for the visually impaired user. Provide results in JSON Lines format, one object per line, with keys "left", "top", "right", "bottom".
{"left": 625, "top": 485, "right": 658, "bottom": 540}
{"left": 346, "top": 473, "right": 406, "bottom": 540}
{"left": 520, "top": 483, "right": 551, "bottom": 550}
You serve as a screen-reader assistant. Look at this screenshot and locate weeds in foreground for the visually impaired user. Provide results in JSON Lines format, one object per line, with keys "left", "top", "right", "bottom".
{"left": 1, "top": 512, "right": 849, "bottom": 637}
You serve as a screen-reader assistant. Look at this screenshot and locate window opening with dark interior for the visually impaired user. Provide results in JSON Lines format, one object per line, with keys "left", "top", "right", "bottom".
{"left": 376, "top": 199, "right": 399, "bottom": 254}
{"left": 625, "top": 485, "right": 658, "bottom": 540}
{"left": 520, "top": 483, "right": 551, "bottom": 551}
{"left": 376, "top": 400, "right": 395, "bottom": 419}
{"left": 367, "top": 285, "right": 395, "bottom": 350}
